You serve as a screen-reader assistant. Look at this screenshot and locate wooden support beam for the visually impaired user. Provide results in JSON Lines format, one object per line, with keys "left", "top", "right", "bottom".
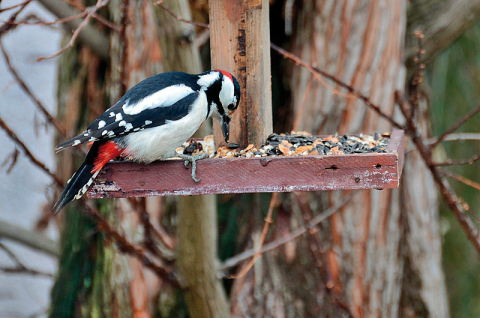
{"left": 209, "top": 0, "right": 273, "bottom": 148}
{"left": 88, "top": 131, "right": 405, "bottom": 198}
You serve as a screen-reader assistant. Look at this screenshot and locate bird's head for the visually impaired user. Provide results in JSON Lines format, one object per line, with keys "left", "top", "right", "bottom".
{"left": 198, "top": 70, "right": 241, "bottom": 143}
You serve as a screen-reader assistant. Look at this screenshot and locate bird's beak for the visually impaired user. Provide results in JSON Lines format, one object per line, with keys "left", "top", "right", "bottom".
{"left": 221, "top": 115, "right": 230, "bottom": 143}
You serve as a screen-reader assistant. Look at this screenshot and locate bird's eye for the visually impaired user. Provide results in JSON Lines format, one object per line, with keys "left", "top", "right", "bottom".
{"left": 227, "top": 103, "right": 235, "bottom": 110}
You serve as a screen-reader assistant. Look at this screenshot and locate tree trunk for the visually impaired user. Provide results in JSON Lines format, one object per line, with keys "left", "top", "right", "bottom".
{"left": 285, "top": 1, "right": 449, "bottom": 317}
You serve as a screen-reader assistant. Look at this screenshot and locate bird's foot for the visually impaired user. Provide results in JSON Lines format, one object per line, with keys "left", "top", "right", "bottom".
{"left": 176, "top": 153, "right": 208, "bottom": 182}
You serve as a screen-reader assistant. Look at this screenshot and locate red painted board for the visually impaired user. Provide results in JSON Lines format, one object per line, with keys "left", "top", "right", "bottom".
{"left": 88, "top": 130, "right": 405, "bottom": 198}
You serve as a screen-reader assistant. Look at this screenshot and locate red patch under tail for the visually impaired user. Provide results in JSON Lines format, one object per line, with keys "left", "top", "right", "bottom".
{"left": 92, "top": 141, "right": 124, "bottom": 173}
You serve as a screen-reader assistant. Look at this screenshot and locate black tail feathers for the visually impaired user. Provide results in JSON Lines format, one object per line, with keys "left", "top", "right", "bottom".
{"left": 52, "top": 163, "right": 99, "bottom": 214}
{"left": 53, "top": 142, "right": 103, "bottom": 214}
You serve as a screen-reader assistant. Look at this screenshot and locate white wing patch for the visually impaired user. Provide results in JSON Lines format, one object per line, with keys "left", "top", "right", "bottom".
{"left": 98, "top": 120, "right": 106, "bottom": 129}
{"left": 122, "top": 84, "right": 194, "bottom": 115}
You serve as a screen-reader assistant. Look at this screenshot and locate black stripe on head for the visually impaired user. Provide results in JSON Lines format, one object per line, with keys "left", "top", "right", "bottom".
{"left": 203, "top": 73, "right": 223, "bottom": 119}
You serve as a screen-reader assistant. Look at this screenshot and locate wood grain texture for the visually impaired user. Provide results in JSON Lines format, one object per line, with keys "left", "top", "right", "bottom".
{"left": 88, "top": 131, "right": 404, "bottom": 198}
{"left": 208, "top": 0, "right": 272, "bottom": 148}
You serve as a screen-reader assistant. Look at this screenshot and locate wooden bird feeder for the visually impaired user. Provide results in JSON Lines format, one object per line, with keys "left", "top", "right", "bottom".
{"left": 87, "top": 130, "right": 405, "bottom": 199}
{"left": 87, "top": 0, "right": 405, "bottom": 199}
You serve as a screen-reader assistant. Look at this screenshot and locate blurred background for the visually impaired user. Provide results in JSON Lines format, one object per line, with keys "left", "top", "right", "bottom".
{"left": 0, "top": 0, "right": 479, "bottom": 317}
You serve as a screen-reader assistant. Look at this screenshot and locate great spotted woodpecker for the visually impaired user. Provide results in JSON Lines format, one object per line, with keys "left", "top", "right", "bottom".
{"left": 53, "top": 70, "right": 240, "bottom": 214}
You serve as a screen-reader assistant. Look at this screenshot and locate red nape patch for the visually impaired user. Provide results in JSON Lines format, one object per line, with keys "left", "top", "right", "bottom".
{"left": 215, "top": 69, "right": 233, "bottom": 81}
{"left": 92, "top": 142, "right": 124, "bottom": 173}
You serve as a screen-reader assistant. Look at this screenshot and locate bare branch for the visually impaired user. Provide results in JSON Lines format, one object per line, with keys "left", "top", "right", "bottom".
{"left": 128, "top": 197, "right": 175, "bottom": 261}
{"left": 434, "top": 155, "right": 480, "bottom": 166}
{"left": 221, "top": 194, "right": 354, "bottom": 272}
{"left": 441, "top": 170, "right": 480, "bottom": 192}
{"left": 37, "top": 0, "right": 109, "bottom": 62}
{"left": 0, "top": 41, "right": 66, "bottom": 136}
{"left": 0, "top": 220, "right": 59, "bottom": 257}
{"left": 229, "top": 192, "right": 278, "bottom": 279}
{"left": 0, "top": 266, "right": 54, "bottom": 278}
{"left": 430, "top": 105, "right": 480, "bottom": 150}
{"left": 1, "top": 148, "right": 19, "bottom": 173}
{"left": 36, "top": 0, "right": 109, "bottom": 60}
{"left": 154, "top": 1, "right": 210, "bottom": 29}
{"left": 0, "top": 115, "right": 63, "bottom": 187}
{"left": 0, "top": 0, "right": 31, "bottom": 13}
{"left": 0, "top": 242, "right": 54, "bottom": 278}
{"left": 270, "top": 43, "right": 404, "bottom": 130}
{"left": 426, "top": 133, "right": 480, "bottom": 143}
{"left": 84, "top": 202, "right": 179, "bottom": 286}
{"left": 0, "top": 0, "right": 31, "bottom": 37}
{"left": 57, "top": 0, "right": 120, "bottom": 31}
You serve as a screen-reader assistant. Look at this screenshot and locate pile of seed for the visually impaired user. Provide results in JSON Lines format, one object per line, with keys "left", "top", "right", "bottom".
{"left": 176, "top": 131, "right": 391, "bottom": 159}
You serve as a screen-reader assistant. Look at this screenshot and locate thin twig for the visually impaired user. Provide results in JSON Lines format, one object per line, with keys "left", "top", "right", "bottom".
{"left": 129, "top": 197, "right": 175, "bottom": 261}
{"left": 270, "top": 43, "right": 403, "bottom": 130}
{"left": 84, "top": 202, "right": 179, "bottom": 286}
{"left": 229, "top": 192, "right": 278, "bottom": 279}
{"left": 0, "top": 0, "right": 31, "bottom": 36}
{"left": 221, "top": 194, "right": 353, "bottom": 272}
{"left": 0, "top": 0, "right": 31, "bottom": 13}
{"left": 0, "top": 219, "right": 59, "bottom": 257}
{"left": 154, "top": 1, "right": 210, "bottom": 29}
{"left": 58, "top": 0, "right": 121, "bottom": 32}
{"left": 0, "top": 11, "right": 86, "bottom": 26}
{"left": 429, "top": 104, "right": 480, "bottom": 150}
{"left": 0, "top": 266, "right": 55, "bottom": 277}
{"left": 0, "top": 41, "right": 66, "bottom": 136}
{"left": 36, "top": 0, "right": 110, "bottom": 61}
{"left": 434, "top": 155, "right": 480, "bottom": 166}
{"left": 426, "top": 133, "right": 480, "bottom": 143}
{"left": 441, "top": 170, "right": 480, "bottom": 192}
{"left": 0, "top": 115, "right": 63, "bottom": 187}
{"left": 0, "top": 242, "right": 54, "bottom": 278}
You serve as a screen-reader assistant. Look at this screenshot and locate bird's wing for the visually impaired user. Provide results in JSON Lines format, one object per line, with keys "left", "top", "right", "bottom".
{"left": 55, "top": 82, "right": 200, "bottom": 152}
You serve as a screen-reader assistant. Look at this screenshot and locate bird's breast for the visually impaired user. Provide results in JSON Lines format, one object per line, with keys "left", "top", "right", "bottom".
{"left": 122, "top": 93, "right": 209, "bottom": 163}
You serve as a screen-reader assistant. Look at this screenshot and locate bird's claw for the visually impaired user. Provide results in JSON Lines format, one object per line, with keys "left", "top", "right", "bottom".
{"left": 177, "top": 154, "right": 208, "bottom": 182}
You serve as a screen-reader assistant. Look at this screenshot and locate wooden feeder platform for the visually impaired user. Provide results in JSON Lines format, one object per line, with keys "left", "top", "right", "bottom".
{"left": 87, "top": 130, "right": 405, "bottom": 198}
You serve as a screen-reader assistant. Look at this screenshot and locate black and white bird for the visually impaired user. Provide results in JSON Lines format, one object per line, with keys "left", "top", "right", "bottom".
{"left": 53, "top": 70, "right": 240, "bottom": 214}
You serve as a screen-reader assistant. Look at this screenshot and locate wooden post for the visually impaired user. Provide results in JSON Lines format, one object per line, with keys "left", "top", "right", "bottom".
{"left": 209, "top": 0, "right": 273, "bottom": 148}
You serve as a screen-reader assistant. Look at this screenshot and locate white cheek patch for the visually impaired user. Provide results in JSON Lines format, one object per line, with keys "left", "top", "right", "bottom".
{"left": 219, "top": 76, "right": 235, "bottom": 109}
{"left": 122, "top": 84, "right": 194, "bottom": 115}
{"left": 197, "top": 72, "right": 220, "bottom": 87}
